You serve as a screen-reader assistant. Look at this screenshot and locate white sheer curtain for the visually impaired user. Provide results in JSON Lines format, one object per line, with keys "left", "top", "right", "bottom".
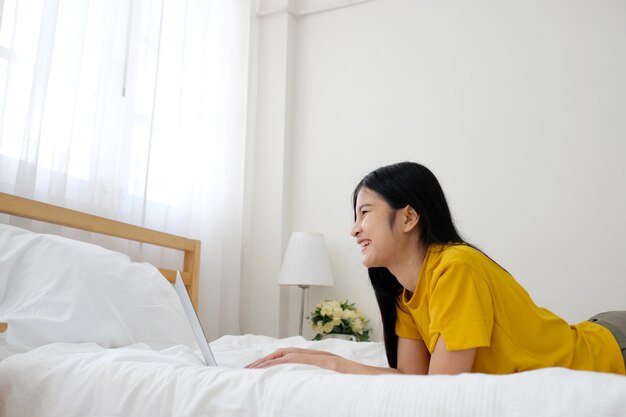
{"left": 0, "top": 0, "right": 250, "bottom": 339}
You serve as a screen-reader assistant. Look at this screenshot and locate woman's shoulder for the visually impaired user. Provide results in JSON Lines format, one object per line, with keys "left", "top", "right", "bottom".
{"left": 429, "top": 243, "right": 494, "bottom": 272}
{"left": 431, "top": 243, "right": 481, "bottom": 260}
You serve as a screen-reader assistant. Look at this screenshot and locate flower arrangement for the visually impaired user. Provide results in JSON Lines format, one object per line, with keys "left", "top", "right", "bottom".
{"left": 308, "top": 300, "right": 370, "bottom": 342}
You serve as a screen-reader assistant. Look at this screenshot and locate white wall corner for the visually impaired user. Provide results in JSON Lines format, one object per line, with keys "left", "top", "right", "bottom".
{"left": 293, "top": 0, "right": 350, "bottom": 14}
{"left": 257, "top": 0, "right": 290, "bottom": 17}
{"left": 240, "top": 7, "right": 298, "bottom": 338}
{"left": 257, "top": 0, "right": 289, "bottom": 11}
{"left": 258, "top": 0, "right": 378, "bottom": 18}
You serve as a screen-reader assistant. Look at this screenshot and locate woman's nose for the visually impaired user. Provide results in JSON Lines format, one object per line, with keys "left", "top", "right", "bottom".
{"left": 350, "top": 221, "right": 360, "bottom": 237}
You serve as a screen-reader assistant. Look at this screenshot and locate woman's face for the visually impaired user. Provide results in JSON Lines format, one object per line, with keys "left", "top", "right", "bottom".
{"left": 350, "top": 188, "right": 402, "bottom": 268}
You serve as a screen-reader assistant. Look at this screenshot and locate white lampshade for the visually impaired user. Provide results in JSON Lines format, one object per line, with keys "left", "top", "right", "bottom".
{"left": 278, "top": 232, "right": 335, "bottom": 287}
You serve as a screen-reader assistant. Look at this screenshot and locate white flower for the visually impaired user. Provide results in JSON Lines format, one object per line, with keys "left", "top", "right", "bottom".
{"left": 342, "top": 310, "right": 357, "bottom": 320}
{"left": 352, "top": 318, "right": 364, "bottom": 333}
{"left": 309, "top": 299, "right": 370, "bottom": 341}
{"left": 322, "top": 322, "right": 335, "bottom": 333}
{"left": 320, "top": 305, "right": 334, "bottom": 317}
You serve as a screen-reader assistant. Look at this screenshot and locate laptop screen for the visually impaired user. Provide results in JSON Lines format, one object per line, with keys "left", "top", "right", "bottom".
{"left": 174, "top": 271, "right": 217, "bottom": 366}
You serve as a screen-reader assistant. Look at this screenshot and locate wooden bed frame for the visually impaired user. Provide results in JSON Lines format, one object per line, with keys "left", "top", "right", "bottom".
{"left": 0, "top": 192, "right": 201, "bottom": 310}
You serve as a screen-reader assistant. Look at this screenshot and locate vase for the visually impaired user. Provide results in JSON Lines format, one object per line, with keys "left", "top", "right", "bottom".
{"left": 323, "top": 333, "right": 357, "bottom": 342}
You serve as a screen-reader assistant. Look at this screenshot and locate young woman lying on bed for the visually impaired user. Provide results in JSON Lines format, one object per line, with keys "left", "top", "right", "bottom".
{"left": 247, "top": 162, "right": 626, "bottom": 376}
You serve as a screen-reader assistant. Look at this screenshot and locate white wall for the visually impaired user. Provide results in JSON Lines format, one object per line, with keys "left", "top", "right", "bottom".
{"left": 243, "top": 0, "right": 626, "bottom": 340}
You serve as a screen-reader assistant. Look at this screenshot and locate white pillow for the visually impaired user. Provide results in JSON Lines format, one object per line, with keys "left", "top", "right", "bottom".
{"left": 0, "top": 223, "right": 197, "bottom": 358}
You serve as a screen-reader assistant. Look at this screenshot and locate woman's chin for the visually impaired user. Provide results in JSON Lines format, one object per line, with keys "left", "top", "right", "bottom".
{"left": 361, "top": 257, "right": 380, "bottom": 269}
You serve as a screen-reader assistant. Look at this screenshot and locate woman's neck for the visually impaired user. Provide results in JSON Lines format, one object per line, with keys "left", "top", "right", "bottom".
{"left": 388, "top": 241, "right": 428, "bottom": 293}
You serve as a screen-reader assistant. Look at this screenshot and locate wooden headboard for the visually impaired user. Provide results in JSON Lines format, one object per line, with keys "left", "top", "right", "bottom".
{"left": 0, "top": 192, "right": 201, "bottom": 310}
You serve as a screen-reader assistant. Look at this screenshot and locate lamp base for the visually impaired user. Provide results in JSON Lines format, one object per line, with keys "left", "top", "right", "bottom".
{"left": 297, "top": 285, "right": 310, "bottom": 336}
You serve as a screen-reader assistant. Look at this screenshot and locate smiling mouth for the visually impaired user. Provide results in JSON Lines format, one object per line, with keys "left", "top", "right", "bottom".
{"left": 360, "top": 239, "right": 371, "bottom": 250}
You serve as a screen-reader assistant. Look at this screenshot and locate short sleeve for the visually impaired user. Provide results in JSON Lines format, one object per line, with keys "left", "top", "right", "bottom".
{"left": 395, "top": 297, "right": 422, "bottom": 340}
{"left": 428, "top": 261, "right": 494, "bottom": 351}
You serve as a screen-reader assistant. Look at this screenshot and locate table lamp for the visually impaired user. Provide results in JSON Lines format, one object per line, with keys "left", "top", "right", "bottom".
{"left": 278, "top": 232, "right": 335, "bottom": 335}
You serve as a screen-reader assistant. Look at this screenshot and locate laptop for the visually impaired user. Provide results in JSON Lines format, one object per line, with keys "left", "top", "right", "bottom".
{"left": 174, "top": 271, "right": 217, "bottom": 366}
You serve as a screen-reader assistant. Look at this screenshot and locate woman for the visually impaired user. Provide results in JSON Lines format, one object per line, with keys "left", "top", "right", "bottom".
{"left": 247, "top": 162, "right": 626, "bottom": 375}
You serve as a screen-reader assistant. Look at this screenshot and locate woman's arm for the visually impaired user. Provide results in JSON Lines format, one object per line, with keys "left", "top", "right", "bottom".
{"left": 428, "top": 336, "right": 476, "bottom": 374}
{"left": 245, "top": 336, "right": 474, "bottom": 375}
{"left": 397, "top": 337, "right": 430, "bottom": 374}
{"left": 246, "top": 337, "right": 431, "bottom": 375}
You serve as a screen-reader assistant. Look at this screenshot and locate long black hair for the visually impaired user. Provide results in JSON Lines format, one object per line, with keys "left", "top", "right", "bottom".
{"left": 352, "top": 162, "right": 466, "bottom": 368}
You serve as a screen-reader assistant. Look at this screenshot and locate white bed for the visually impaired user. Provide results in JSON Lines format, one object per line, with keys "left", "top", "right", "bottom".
{"left": 1, "top": 193, "right": 625, "bottom": 417}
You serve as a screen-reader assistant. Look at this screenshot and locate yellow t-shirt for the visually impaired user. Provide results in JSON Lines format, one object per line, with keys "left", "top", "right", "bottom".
{"left": 395, "top": 244, "right": 625, "bottom": 375}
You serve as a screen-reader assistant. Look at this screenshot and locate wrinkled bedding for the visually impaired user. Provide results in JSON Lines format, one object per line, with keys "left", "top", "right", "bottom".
{"left": 2, "top": 334, "right": 625, "bottom": 417}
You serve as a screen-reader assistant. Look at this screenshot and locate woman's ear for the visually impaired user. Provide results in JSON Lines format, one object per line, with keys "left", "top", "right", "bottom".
{"left": 402, "top": 205, "right": 420, "bottom": 232}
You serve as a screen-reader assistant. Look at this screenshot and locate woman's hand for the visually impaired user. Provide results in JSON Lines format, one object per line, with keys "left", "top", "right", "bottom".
{"left": 245, "top": 348, "right": 342, "bottom": 371}
{"left": 245, "top": 347, "right": 401, "bottom": 375}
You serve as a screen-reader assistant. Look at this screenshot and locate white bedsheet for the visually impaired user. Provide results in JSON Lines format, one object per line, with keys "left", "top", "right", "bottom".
{"left": 1, "top": 334, "right": 625, "bottom": 417}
